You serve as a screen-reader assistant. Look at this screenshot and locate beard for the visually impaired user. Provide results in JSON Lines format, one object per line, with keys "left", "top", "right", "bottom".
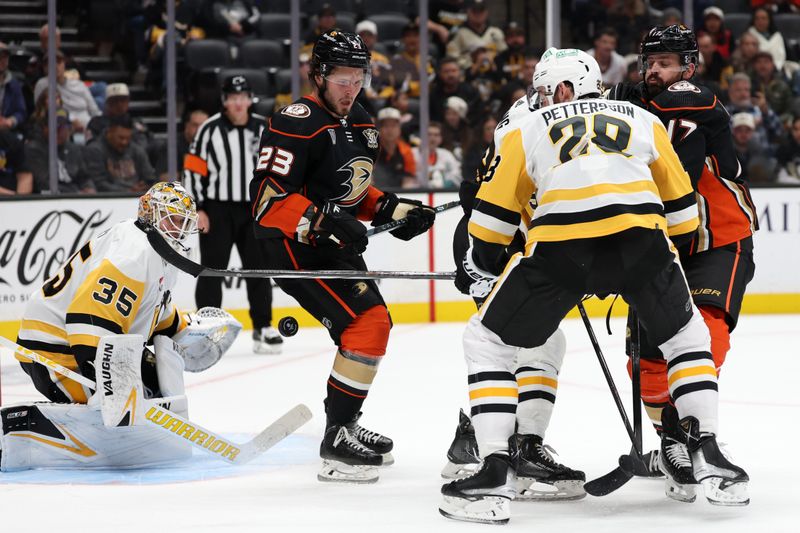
{"left": 644, "top": 75, "right": 668, "bottom": 98}
{"left": 323, "top": 91, "right": 354, "bottom": 117}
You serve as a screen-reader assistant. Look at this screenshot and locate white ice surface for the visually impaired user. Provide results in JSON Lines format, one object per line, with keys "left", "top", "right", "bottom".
{"left": 1, "top": 314, "right": 798, "bottom": 532}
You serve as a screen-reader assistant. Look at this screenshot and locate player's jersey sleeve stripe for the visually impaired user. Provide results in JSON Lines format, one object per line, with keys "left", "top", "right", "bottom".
{"left": 66, "top": 313, "right": 124, "bottom": 334}
{"left": 470, "top": 209, "right": 519, "bottom": 237}
{"left": 650, "top": 96, "right": 717, "bottom": 112}
{"left": 67, "top": 334, "right": 101, "bottom": 348}
{"left": 19, "top": 319, "right": 67, "bottom": 340}
{"left": 468, "top": 220, "right": 516, "bottom": 246}
{"left": 15, "top": 338, "right": 72, "bottom": 355}
{"left": 663, "top": 193, "right": 697, "bottom": 213}
{"left": 153, "top": 307, "right": 185, "bottom": 338}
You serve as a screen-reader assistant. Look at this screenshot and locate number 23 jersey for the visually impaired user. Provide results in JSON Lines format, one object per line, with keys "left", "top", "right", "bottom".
{"left": 469, "top": 98, "right": 699, "bottom": 249}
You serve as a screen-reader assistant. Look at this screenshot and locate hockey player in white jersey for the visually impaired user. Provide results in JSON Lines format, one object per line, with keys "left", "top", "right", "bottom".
{"left": 439, "top": 48, "right": 749, "bottom": 524}
{"left": 0, "top": 182, "right": 241, "bottom": 471}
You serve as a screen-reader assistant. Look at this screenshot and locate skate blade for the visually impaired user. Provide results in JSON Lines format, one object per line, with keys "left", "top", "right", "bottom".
{"left": 440, "top": 461, "right": 479, "bottom": 480}
{"left": 439, "top": 495, "right": 510, "bottom": 525}
{"left": 515, "top": 478, "right": 586, "bottom": 501}
{"left": 701, "top": 478, "right": 749, "bottom": 506}
{"left": 665, "top": 477, "right": 697, "bottom": 503}
{"left": 381, "top": 452, "right": 394, "bottom": 467}
{"left": 318, "top": 460, "right": 379, "bottom": 484}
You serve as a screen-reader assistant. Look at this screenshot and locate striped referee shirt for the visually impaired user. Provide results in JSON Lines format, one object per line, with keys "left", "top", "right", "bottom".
{"left": 183, "top": 112, "right": 266, "bottom": 206}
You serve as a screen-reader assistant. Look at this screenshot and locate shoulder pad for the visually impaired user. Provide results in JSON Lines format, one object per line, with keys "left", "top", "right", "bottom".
{"left": 650, "top": 81, "right": 716, "bottom": 110}
{"left": 269, "top": 97, "right": 333, "bottom": 137}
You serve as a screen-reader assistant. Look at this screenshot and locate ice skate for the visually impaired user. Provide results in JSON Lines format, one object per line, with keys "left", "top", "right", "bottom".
{"left": 253, "top": 326, "right": 283, "bottom": 354}
{"left": 439, "top": 453, "right": 515, "bottom": 525}
{"left": 318, "top": 424, "right": 382, "bottom": 484}
{"left": 441, "top": 409, "right": 480, "bottom": 479}
{"left": 510, "top": 433, "right": 586, "bottom": 501}
{"left": 349, "top": 411, "right": 394, "bottom": 466}
{"left": 682, "top": 415, "right": 750, "bottom": 506}
{"left": 660, "top": 406, "right": 698, "bottom": 502}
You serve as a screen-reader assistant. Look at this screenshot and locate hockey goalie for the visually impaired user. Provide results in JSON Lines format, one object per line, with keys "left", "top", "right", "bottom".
{"left": 0, "top": 182, "right": 242, "bottom": 471}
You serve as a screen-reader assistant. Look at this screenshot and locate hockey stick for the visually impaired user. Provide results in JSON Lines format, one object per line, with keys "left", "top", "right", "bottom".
{"left": 577, "top": 302, "right": 646, "bottom": 497}
{"left": 146, "top": 228, "right": 456, "bottom": 280}
{"left": 0, "top": 336, "right": 312, "bottom": 464}
{"left": 365, "top": 199, "right": 461, "bottom": 237}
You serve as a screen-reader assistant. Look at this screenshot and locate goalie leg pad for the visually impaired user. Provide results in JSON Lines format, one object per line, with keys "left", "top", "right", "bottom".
{"left": 95, "top": 334, "right": 146, "bottom": 428}
{"left": 154, "top": 335, "right": 187, "bottom": 400}
{"left": 1, "top": 401, "right": 191, "bottom": 472}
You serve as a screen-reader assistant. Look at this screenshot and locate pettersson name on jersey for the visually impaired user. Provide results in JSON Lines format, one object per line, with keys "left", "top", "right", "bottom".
{"left": 541, "top": 101, "right": 636, "bottom": 126}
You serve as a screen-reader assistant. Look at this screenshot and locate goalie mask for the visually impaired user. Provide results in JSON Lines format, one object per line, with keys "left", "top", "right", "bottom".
{"left": 138, "top": 181, "right": 198, "bottom": 251}
{"left": 529, "top": 47, "right": 603, "bottom": 110}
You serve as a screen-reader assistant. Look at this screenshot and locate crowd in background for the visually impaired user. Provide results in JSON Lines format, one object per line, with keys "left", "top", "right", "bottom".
{"left": 2, "top": 0, "right": 800, "bottom": 196}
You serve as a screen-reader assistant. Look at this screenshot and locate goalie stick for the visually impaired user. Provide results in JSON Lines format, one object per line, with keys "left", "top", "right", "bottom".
{"left": 146, "top": 228, "right": 456, "bottom": 280}
{"left": 577, "top": 303, "right": 647, "bottom": 497}
{"left": 364, "top": 200, "right": 461, "bottom": 237}
{"left": 0, "top": 336, "right": 312, "bottom": 465}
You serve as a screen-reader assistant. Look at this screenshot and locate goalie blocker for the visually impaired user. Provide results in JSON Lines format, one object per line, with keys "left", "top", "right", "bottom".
{"left": 0, "top": 308, "right": 241, "bottom": 471}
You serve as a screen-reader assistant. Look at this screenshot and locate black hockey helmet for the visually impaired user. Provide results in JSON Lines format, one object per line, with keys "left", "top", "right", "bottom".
{"left": 222, "top": 75, "right": 252, "bottom": 96}
{"left": 310, "top": 29, "right": 371, "bottom": 83}
{"left": 639, "top": 24, "right": 698, "bottom": 74}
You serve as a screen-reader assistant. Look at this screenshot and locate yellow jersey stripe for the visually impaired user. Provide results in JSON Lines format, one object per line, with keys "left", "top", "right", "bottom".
{"left": 538, "top": 180, "right": 660, "bottom": 205}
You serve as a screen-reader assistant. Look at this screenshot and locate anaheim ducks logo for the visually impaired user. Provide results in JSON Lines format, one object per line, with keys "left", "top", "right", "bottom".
{"left": 331, "top": 157, "right": 373, "bottom": 206}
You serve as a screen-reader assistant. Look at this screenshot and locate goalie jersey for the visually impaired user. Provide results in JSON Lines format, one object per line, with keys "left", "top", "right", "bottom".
{"left": 469, "top": 97, "right": 699, "bottom": 260}
{"left": 16, "top": 219, "right": 187, "bottom": 404}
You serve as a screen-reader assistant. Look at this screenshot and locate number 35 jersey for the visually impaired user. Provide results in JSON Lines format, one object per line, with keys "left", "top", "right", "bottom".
{"left": 469, "top": 97, "right": 699, "bottom": 249}
{"left": 16, "top": 219, "right": 186, "bottom": 403}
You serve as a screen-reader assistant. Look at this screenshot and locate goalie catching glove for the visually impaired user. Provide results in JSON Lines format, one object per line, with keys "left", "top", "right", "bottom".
{"left": 373, "top": 193, "right": 436, "bottom": 241}
{"left": 172, "top": 307, "right": 242, "bottom": 372}
{"left": 308, "top": 202, "right": 368, "bottom": 254}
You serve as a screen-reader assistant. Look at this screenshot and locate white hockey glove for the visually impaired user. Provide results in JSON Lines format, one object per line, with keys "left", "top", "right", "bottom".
{"left": 459, "top": 248, "right": 499, "bottom": 299}
{"left": 172, "top": 307, "right": 242, "bottom": 372}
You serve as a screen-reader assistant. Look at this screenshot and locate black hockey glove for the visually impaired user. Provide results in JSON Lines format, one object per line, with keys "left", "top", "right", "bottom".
{"left": 605, "top": 82, "right": 647, "bottom": 108}
{"left": 373, "top": 193, "right": 436, "bottom": 241}
{"left": 455, "top": 248, "right": 498, "bottom": 299}
{"left": 309, "top": 202, "right": 368, "bottom": 255}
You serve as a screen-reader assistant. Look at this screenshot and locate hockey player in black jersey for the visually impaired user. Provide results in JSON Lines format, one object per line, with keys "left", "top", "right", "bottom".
{"left": 248, "top": 30, "right": 436, "bottom": 484}
{"left": 607, "top": 25, "right": 754, "bottom": 506}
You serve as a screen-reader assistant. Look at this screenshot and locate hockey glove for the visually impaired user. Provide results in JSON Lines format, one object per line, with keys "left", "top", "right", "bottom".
{"left": 309, "top": 202, "right": 368, "bottom": 254}
{"left": 373, "top": 193, "right": 436, "bottom": 241}
{"left": 455, "top": 248, "right": 498, "bottom": 299}
{"left": 605, "top": 82, "right": 647, "bottom": 108}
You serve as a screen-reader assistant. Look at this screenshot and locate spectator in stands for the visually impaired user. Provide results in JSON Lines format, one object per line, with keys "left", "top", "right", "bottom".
{"left": 441, "top": 96, "right": 472, "bottom": 160}
{"left": 748, "top": 7, "right": 787, "bottom": 70}
{"left": 776, "top": 115, "right": 800, "bottom": 183}
{"left": 413, "top": 121, "right": 461, "bottom": 188}
{"left": 446, "top": 0, "right": 507, "bottom": 70}
{"left": 587, "top": 28, "right": 628, "bottom": 88}
{"left": 460, "top": 113, "right": 497, "bottom": 187}
{"left": 356, "top": 21, "right": 394, "bottom": 104}
{"left": 27, "top": 24, "right": 85, "bottom": 83}
{"left": 25, "top": 108, "right": 93, "bottom": 194}
{"left": 0, "top": 128, "right": 32, "bottom": 195}
{"left": 422, "top": 0, "right": 466, "bottom": 56}
{"left": 274, "top": 53, "right": 314, "bottom": 112}
{"left": 606, "top": 0, "right": 649, "bottom": 54}
{"left": 727, "top": 72, "right": 784, "bottom": 146}
{"left": 33, "top": 50, "right": 100, "bottom": 141}
{"left": 466, "top": 43, "right": 499, "bottom": 103}
{"left": 731, "top": 32, "right": 760, "bottom": 74}
{"left": 387, "top": 90, "right": 419, "bottom": 140}
{"left": 0, "top": 42, "right": 26, "bottom": 133}
{"left": 157, "top": 106, "right": 209, "bottom": 180}
{"left": 207, "top": 0, "right": 260, "bottom": 43}
{"left": 430, "top": 56, "right": 480, "bottom": 123}
{"left": 494, "top": 22, "right": 527, "bottom": 84}
{"left": 84, "top": 114, "right": 155, "bottom": 192}
{"left": 751, "top": 51, "right": 794, "bottom": 121}
{"left": 304, "top": 3, "right": 338, "bottom": 48}
{"left": 700, "top": 7, "right": 734, "bottom": 60}
{"left": 697, "top": 32, "right": 733, "bottom": 93}
{"left": 86, "top": 83, "right": 151, "bottom": 149}
{"left": 391, "top": 22, "right": 434, "bottom": 98}
{"left": 732, "top": 111, "right": 777, "bottom": 183}
{"left": 373, "top": 107, "right": 417, "bottom": 189}
{"left": 519, "top": 47, "right": 541, "bottom": 86}
{"left": 23, "top": 88, "right": 62, "bottom": 140}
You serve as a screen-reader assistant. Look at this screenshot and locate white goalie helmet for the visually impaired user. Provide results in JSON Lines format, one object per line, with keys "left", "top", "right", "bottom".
{"left": 138, "top": 181, "right": 198, "bottom": 251}
{"left": 529, "top": 47, "right": 604, "bottom": 109}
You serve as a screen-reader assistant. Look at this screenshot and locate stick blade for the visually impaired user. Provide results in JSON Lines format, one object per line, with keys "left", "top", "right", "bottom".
{"left": 236, "top": 404, "right": 313, "bottom": 464}
{"left": 584, "top": 455, "right": 636, "bottom": 496}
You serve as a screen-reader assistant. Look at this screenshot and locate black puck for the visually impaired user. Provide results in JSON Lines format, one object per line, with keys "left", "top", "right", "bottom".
{"left": 278, "top": 316, "right": 299, "bottom": 337}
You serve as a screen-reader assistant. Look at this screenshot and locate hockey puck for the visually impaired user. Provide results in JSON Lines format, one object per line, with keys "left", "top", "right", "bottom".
{"left": 278, "top": 316, "right": 299, "bottom": 337}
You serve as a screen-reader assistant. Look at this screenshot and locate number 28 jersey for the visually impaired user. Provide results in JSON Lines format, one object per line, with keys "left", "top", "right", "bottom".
{"left": 469, "top": 98, "right": 699, "bottom": 249}
{"left": 16, "top": 220, "right": 186, "bottom": 403}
